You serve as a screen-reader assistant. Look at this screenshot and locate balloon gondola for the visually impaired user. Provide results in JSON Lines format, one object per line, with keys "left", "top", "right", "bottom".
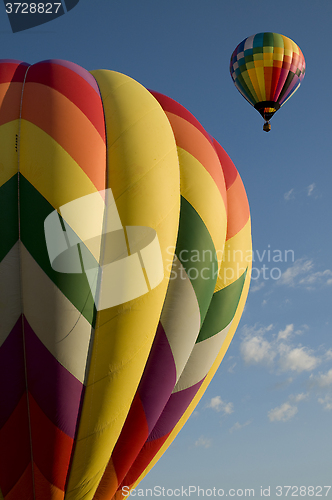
{"left": 263, "top": 121, "right": 271, "bottom": 132}
{"left": 230, "top": 32, "right": 305, "bottom": 131}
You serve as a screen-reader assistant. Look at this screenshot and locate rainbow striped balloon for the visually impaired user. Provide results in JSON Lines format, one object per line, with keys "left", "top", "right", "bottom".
{"left": 0, "top": 59, "right": 251, "bottom": 500}
{"left": 230, "top": 32, "right": 305, "bottom": 126}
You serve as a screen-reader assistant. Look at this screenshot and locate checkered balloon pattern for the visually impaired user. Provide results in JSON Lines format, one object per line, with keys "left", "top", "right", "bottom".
{"left": 230, "top": 32, "right": 305, "bottom": 120}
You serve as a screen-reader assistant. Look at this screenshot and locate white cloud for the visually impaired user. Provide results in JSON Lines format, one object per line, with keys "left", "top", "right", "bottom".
{"left": 310, "top": 368, "right": 332, "bottom": 388}
{"left": 289, "top": 392, "right": 309, "bottom": 402}
{"left": 240, "top": 334, "right": 276, "bottom": 366}
{"left": 250, "top": 281, "right": 265, "bottom": 293}
{"left": 307, "top": 183, "right": 316, "bottom": 196}
{"left": 278, "top": 259, "right": 314, "bottom": 287}
{"left": 228, "top": 362, "right": 237, "bottom": 373}
{"left": 206, "top": 396, "right": 234, "bottom": 415}
{"left": 221, "top": 402, "right": 234, "bottom": 415}
{"left": 283, "top": 184, "right": 319, "bottom": 202}
{"left": 325, "top": 349, "right": 332, "bottom": 360}
{"left": 195, "top": 436, "right": 212, "bottom": 448}
{"left": 318, "top": 395, "right": 332, "bottom": 410}
{"left": 241, "top": 324, "right": 274, "bottom": 338}
{"left": 284, "top": 188, "right": 295, "bottom": 201}
{"left": 229, "top": 420, "right": 251, "bottom": 433}
{"left": 277, "top": 324, "right": 294, "bottom": 341}
{"left": 268, "top": 393, "right": 309, "bottom": 422}
{"left": 240, "top": 323, "right": 325, "bottom": 378}
{"left": 278, "top": 259, "right": 332, "bottom": 289}
{"left": 268, "top": 402, "right": 298, "bottom": 422}
{"left": 299, "top": 269, "right": 332, "bottom": 287}
{"left": 295, "top": 325, "right": 309, "bottom": 335}
{"left": 278, "top": 345, "right": 320, "bottom": 373}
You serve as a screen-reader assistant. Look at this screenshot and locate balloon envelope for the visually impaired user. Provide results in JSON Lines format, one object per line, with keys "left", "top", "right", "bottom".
{"left": 230, "top": 32, "right": 305, "bottom": 123}
{"left": 0, "top": 59, "right": 251, "bottom": 500}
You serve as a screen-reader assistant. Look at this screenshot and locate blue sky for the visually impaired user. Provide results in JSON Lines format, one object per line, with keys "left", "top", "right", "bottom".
{"left": 1, "top": 0, "right": 332, "bottom": 497}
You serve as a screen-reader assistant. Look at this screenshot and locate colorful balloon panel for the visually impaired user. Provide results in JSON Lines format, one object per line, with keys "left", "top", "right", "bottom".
{"left": 0, "top": 59, "right": 180, "bottom": 500}
{"left": 230, "top": 32, "right": 305, "bottom": 121}
{"left": 93, "top": 91, "right": 228, "bottom": 499}
{"left": 0, "top": 59, "right": 251, "bottom": 500}
{"left": 107, "top": 114, "right": 251, "bottom": 499}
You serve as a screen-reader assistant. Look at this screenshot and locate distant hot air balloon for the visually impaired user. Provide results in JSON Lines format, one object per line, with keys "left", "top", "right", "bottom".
{"left": 0, "top": 59, "right": 251, "bottom": 500}
{"left": 230, "top": 32, "right": 305, "bottom": 131}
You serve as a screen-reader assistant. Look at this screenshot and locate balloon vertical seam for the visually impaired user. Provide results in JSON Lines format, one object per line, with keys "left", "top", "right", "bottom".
{"left": 17, "top": 62, "right": 37, "bottom": 500}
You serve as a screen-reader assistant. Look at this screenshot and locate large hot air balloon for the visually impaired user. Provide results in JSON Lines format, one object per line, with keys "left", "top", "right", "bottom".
{"left": 0, "top": 59, "right": 251, "bottom": 500}
{"left": 230, "top": 32, "right": 305, "bottom": 131}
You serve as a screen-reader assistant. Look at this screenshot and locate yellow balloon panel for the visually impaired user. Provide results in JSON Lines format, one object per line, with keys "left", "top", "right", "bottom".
{"left": 65, "top": 70, "right": 180, "bottom": 499}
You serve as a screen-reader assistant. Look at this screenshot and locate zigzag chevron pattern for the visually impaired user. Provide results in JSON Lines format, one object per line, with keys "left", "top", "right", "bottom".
{"left": 0, "top": 59, "right": 251, "bottom": 500}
